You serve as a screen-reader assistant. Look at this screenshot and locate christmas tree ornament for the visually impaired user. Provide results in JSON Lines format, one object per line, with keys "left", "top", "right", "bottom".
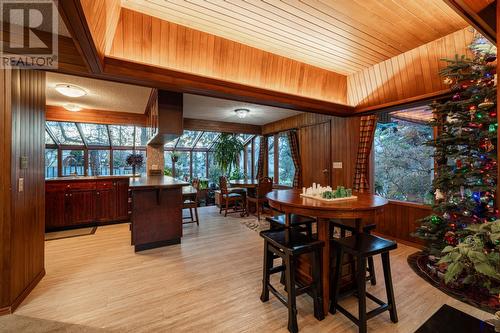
{"left": 489, "top": 124, "right": 497, "bottom": 132}
{"left": 434, "top": 189, "right": 445, "bottom": 200}
{"left": 452, "top": 93, "right": 461, "bottom": 101}
{"left": 489, "top": 111, "right": 497, "bottom": 117}
{"left": 456, "top": 159, "right": 462, "bottom": 168}
{"left": 443, "top": 77, "right": 453, "bottom": 85}
{"left": 443, "top": 212, "right": 451, "bottom": 220}
{"left": 479, "top": 98, "right": 494, "bottom": 109}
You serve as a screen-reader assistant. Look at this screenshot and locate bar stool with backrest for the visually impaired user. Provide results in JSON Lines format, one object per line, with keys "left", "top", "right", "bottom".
{"left": 329, "top": 219, "right": 377, "bottom": 285}
{"left": 330, "top": 233, "right": 398, "bottom": 333}
{"left": 260, "top": 227, "right": 325, "bottom": 333}
{"left": 247, "top": 177, "right": 273, "bottom": 221}
{"left": 183, "top": 178, "right": 200, "bottom": 225}
{"left": 266, "top": 214, "right": 316, "bottom": 239}
{"left": 219, "top": 176, "right": 246, "bottom": 216}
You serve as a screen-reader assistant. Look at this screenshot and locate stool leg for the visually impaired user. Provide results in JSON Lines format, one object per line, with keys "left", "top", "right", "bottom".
{"left": 311, "top": 249, "right": 324, "bottom": 321}
{"left": 357, "top": 256, "right": 368, "bottom": 333}
{"left": 329, "top": 245, "right": 343, "bottom": 314}
{"left": 381, "top": 252, "right": 398, "bottom": 323}
{"left": 260, "top": 241, "right": 272, "bottom": 302}
{"left": 194, "top": 206, "right": 199, "bottom": 226}
{"left": 306, "top": 223, "right": 313, "bottom": 239}
{"left": 367, "top": 256, "right": 376, "bottom": 285}
{"left": 285, "top": 255, "right": 298, "bottom": 333}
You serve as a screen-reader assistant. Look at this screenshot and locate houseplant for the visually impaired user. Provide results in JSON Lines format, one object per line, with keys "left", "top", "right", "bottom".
{"left": 213, "top": 133, "right": 244, "bottom": 176}
{"left": 171, "top": 151, "right": 180, "bottom": 163}
{"left": 126, "top": 153, "right": 144, "bottom": 177}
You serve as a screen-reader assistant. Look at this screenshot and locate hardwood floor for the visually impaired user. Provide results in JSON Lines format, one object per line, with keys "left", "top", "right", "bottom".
{"left": 12, "top": 206, "right": 492, "bottom": 332}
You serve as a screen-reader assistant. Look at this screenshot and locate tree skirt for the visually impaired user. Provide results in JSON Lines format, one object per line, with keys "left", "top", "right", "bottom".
{"left": 408, "top": 252, "right": 500, "bottom": 314}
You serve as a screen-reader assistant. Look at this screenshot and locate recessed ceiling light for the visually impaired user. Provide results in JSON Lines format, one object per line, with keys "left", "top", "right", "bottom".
{"left": 63, "top": 103, "right": 82, "bottom": 112}
{"left": 234, "top": 108, "right": 250, "bottom": 119}
{"left": 55, "top": 84, "right": 87, "bottom": 98}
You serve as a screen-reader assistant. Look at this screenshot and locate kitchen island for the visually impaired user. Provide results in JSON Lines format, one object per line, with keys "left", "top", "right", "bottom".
{"left": 129, "top": 176, "right": 189, "bottom": 252}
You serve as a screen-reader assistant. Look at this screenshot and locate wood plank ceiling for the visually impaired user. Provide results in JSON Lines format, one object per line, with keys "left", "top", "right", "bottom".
{"left": 121, "top": 0, "right": 468, "bottom": 75}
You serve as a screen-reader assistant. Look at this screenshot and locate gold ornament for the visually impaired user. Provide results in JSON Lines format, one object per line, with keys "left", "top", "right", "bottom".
{"left": 479, "top": 98, "right": 494, "bottom": 109}
{"left": 443, "top": 77, "right": 453, "bottom": 85}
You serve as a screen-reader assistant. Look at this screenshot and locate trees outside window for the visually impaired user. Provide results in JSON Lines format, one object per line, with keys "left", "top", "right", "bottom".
{"left": 374, "top": 117, "right": 434, "bottom": 204}
{"left": 278, "top": 134, "right": 295, "bottom": 186}
{"left": 45, "top": 149, "right": 57, "bottom": 178}
{"left": 62, "top": 150, "right": 84, "bottom": 176}
{"left": 88, "top": 150, "right": 110, "bottom": 176}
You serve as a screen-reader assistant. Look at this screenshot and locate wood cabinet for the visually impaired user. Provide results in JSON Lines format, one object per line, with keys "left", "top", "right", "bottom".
{"left": 45, "top": 177, "right": 130, "bottom": 231}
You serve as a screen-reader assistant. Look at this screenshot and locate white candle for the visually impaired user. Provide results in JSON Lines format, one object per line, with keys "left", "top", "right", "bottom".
{"left": 302, "top": 187, "right": 306, "bottom": 195}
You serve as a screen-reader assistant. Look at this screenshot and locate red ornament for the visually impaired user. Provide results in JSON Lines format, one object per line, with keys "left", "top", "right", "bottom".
{"left": 456, "top": 159, "right": 462, "bottom": 168}
{"left": 452, "top": 93, "right": 461, "bottom": 101}
{"left": 490, "top": 111, "right": 497, "bottom": 117}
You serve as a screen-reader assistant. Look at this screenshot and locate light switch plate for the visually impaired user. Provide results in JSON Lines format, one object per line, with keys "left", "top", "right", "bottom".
{"left": 18, "top": 178, "right": 24, "bottom": 192}
{"left": 332, "top": 162, "right": 343, "bottom": 169}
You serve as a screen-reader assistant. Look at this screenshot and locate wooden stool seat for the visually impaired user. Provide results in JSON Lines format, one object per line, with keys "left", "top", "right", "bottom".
{"left": 330, "top": 234, "right": 398, "bottom": 333}
{"left": 330, "top": 220, "right": 377, "bottom": 285}
{"left": 267, "top": 214, "right": 315, "bottom": 238}
{"left": 260, "top": 229, "right": 325, "bottom": 333}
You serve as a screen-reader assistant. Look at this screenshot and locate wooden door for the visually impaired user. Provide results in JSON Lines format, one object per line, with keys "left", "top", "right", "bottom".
{"left": 114, "top": 179, "right": 130, "bottom": 221}
{"left": 96, "top": 189, "right": 115, "bottom": 222}
{"left": 65, "top": 190, "right": 96, "bottom": 225}
{"left": 299, "top": 122, "right": 331, "bottom": 187}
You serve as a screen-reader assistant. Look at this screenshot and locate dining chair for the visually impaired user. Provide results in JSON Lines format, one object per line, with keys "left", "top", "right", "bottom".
{"left": 183, "top": 178, "right": 200, "bottom": 225}
{"left": 219, "top": 176, "right": 246, "bottom": 217}
{"left": 246, "top": 177, "right": 273, "bottom": 221}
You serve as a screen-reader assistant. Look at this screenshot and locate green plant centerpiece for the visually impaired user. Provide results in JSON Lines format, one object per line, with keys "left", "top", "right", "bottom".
{"left": 213, "top": 133, "right": 244, "bottom": 177}
{"left": 321, "top": 186, "right": 353, "bottom": 199}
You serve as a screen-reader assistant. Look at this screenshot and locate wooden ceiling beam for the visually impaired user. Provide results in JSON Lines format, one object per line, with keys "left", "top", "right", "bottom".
{"left": 184, "top": 118, "right": 262, "bottom": 135}
{"left": 444, "top": 0, "right": 496, "bottom": 43}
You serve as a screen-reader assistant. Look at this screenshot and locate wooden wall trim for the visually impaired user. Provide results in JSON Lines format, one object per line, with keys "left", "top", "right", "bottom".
{"left": 184, "top": 118, "right": 261, "bottom": 135}
{"left": 45, "top": 105, "right": 147, "bottom": 126}
{"left": 0, "top": 269, "right": 45, "bottom": 315}
{"left": 444, "top": 0, "right": 496, "bottom": 43}
{"left": 347, "top": 28, "right": 474, "bottom": 110}
{"left": 262, "top": 113, "right": 332, "bottom": 135}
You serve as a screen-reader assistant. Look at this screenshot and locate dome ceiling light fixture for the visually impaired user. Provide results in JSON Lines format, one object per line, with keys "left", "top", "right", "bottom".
{"left": 63, "top": 103, "right": 82, "bottom": 112}
{"left": 234, "top": 108, "right": 250, "bottom": 119}
{"left": 55, "top": 83, "right": 87, "bottom": 98}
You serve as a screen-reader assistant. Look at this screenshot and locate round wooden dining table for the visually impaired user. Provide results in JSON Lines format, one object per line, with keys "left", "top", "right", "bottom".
{"left": 266, "top": 189, "right": 388, "bottom": 314}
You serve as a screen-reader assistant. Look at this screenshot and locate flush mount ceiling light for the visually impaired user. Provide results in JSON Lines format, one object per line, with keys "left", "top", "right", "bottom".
{"left": 234, "top": 108, "right": 250, "bottom": 119}
{"left": 55, "top": 84, "right": 87, "bottom": 98}
{"left": 63, "top": 103, "right": 82, "bottom": 112}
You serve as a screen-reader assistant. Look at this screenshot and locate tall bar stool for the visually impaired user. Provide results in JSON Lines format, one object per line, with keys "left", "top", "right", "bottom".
{"left": 330, "top": 220, "right": 377, "bottom": 285}
{"left": 330, "top": 234, "right": 398, "bottom": 333}
{"left": 266, "top": 214, "right": 316, "bottom": 238}
{"left": 260, "top": 229, "right": 324, "bottom": 333}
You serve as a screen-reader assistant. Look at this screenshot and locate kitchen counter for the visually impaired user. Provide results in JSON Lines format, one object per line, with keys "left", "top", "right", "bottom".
{"left": 129, "top": 175, "right": 189, "bottom": 190}
{"left": 129, "top": 176, "right": 190, "bottom": 252}
{"left": 46, "top": 175, "right": 130, "bottom": 182}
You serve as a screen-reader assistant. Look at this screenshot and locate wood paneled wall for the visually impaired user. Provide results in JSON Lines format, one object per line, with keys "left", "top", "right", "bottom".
{"left": 263, "top": 113, "right": 360, "bottom": 188}
{"left": 348, "top": 28, "right": 474, "bottom": 110}
{"left": 45, "top": 105, "right": 147, "bottom": 126}
{"left": 374, "top": 201, "right": 431, "bottom": 249}
{"left": 109, "top": 8, "right": 347, "bottom": 105}
{"left": 0, "top": 69, "right": 46, "bottom": 314}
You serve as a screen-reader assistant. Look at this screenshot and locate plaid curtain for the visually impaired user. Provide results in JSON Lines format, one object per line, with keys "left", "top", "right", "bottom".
{"left": 353, "top": 115, "right": 378, "bottom": 192}
{"left": 256, "top": 136, "right": 268, "bottom": 180}
{"left": 287, "top": 130, "right": 302, "bottom": 188}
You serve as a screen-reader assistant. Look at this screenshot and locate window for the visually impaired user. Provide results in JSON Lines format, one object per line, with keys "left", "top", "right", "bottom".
{"left": 192, "top": 152, "right": 206, "bottom": 178}
{"left": 113, "top": 150, "right": 133, "bottom": 175}
{"left": 176, "top": 130, "right": 200, "bottom": 148}
{"left": 374, "top": 109, "right": 434, "bottom": 204}
{"left": 268, "top": 136, "right": 274, "bottom": 180}
{"left": 164, "top": 151, "right": 173, "bottom": 176}
{"left": 62, "top": 150, "right": 84, "bottom": 176}
{"left": 253, "top": 137, "right": 260, "bottom": 179}
{"left": 45, "top": 130, "right": 55, "bottom": 145}
{"left": 134, "top": 127, "right": 149, "bottom": 147}
{"left": 109, "top": 125, "right": 135, "bottom": 147}
{"left": 175, "top": 152, "right": 190, "bottom": 180}
{"left": 45, "top": 149, "right": 57, "bottom": 178}
{"left": 246, "top": 144, "right": 252, "bottom": 178}
{"left": 80, "top": 123, "right": 109, "bottom": 146}
{"left": 195, "top": 132, "right": 218, "bottom": 148}
{"left": 135, "top": 150, "right": 147, "bottom": 175}
{"left": 47, "top": 122, "right": 83, "bottom": 145}
{"left": 278, "top": 134, "right": 295, "bottom": 186}
{"left": 88, "top": 150, "right": 110, "bottom": 176}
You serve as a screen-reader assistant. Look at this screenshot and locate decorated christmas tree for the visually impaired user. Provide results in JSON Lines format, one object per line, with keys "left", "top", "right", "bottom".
{"left": 414, "top": 35, "right": 500, "bottom": 300}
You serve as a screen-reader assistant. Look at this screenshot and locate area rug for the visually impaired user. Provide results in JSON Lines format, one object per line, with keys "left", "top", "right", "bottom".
{"left": 45, "top": 226, "right": 97, "bottom": 241}
{"left": 240, "top": 217, "right": 270, "bottom": 233}
{"left": 408, "top": 251, "right": 500, "bottom": 314}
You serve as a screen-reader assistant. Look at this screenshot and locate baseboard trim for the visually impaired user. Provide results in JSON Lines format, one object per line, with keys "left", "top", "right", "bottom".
{"left": 0, "top": 268, "right": 45, "bottom": 316}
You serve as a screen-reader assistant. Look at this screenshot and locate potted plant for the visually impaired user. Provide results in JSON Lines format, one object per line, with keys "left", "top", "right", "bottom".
{"left": 126, "top": 153, "right": 144, "bottom": 177}
{"left": 213, "top": 133, "right": 244, "bottom": 176}
{"left": 171, "top": 151, "right": 180, "bottom": 163}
